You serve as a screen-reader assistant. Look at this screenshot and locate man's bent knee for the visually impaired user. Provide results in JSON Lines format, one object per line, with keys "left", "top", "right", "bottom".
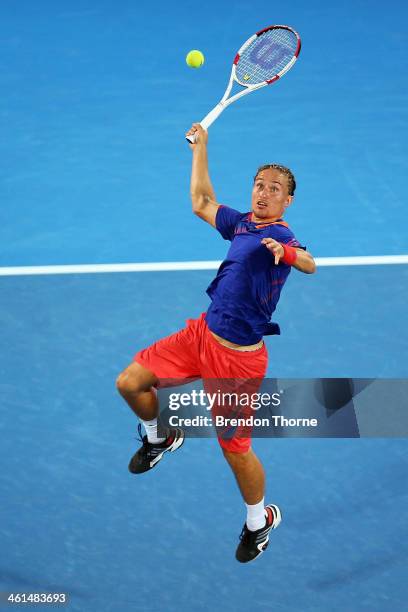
{"left": 219, "top": 436, "right": 252, "bottom": 457}
{"left": 116, "top": 362, "right": 158, "bottom": 396}
{"left": 222, "top": 447, "right": 252, "bottom": 465}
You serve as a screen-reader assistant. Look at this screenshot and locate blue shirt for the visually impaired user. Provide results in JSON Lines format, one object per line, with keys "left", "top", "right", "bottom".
{"left": 205, "top": 205, "right": 304, "bottom": 345}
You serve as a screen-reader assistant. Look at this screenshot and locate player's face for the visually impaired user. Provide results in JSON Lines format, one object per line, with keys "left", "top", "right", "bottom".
{"left": 251, "top": 169, "right": 293, "bottom": 221}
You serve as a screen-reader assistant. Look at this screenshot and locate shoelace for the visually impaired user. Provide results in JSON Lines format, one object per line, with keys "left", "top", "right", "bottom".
{"left": 239, "top": 526, "right": 253, "bottom": 544}
{"left": 239, "top": 516, "right": 271, "bottom": 543}
{"left": 136, "top": 423, "right": 152, "bottom": 457}
{"left": 136, "top": 423, "right": 168, "bottom": 458}
{"left": 136, "top": 423, "right": 145, "bottom": 443}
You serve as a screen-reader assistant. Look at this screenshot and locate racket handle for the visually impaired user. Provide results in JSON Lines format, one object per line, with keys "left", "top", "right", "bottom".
{"left": 186, "top": 103, "right": 225, "bottom": 143}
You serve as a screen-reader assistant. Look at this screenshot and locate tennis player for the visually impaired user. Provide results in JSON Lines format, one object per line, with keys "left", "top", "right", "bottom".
{"left": 116, "top": 123, "right": 316, "bottom": 563}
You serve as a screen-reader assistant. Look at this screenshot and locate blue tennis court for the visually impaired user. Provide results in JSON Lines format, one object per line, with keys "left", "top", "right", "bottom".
{"left": 1, "top": 1, "right": 407, "bottom": 611}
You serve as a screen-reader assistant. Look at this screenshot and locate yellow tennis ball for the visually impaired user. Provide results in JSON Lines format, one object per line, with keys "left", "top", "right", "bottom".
{"left": 186, "top": 49, "right": 205, "bottom": 68}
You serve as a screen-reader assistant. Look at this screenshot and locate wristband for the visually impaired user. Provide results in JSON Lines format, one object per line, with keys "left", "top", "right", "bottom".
{"left": 281, "top": 243, "right": 297, "bottom": 265}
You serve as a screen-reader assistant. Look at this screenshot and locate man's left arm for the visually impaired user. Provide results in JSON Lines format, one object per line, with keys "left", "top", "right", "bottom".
{"left": 292, "top": 248, "right": 316, "bottom": 274}
{"left": 261, "top": 238, "right": 316, "bottom": 274}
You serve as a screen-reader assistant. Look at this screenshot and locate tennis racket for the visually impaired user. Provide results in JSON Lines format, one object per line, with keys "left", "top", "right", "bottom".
{"left": 186, "top": 25, "right": 301, "bottom": 144}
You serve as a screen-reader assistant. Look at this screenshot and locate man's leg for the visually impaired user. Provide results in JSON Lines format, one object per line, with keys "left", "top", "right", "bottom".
{"left": 116, "top": 361, "right": 159, "bottom": 421}
{"left": 222, "top": 447, "right": 265, "bottom": 505}
{"left": 220, "top": 437, "right": 281, "bottom": 563}
{"left": 116, "top": 361, "right": 184, "bottom": 473}
{"left": 222, "top": 443, "right": 267, "bottom": 533}
{"left": 116, "top": 314, "right": 208, "bottom": 470}
{"left": 200, "top": 328, "right": 280, "bottom": 561}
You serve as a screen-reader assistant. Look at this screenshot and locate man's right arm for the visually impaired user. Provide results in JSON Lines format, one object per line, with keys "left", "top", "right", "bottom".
{"left": 186, "top": 123, "right": 220, "bottom": 228}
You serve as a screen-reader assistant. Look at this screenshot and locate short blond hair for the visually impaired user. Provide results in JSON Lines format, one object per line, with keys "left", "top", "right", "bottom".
{"left": 254, "top": 164, "right": 296, "bottom": 196}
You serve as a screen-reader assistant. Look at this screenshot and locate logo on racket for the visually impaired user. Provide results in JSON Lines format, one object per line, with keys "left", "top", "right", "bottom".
{"left": 250, "top": 41, "right": 290, "bottom": 69}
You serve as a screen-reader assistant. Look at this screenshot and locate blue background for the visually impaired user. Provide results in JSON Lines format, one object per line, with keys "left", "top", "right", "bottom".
{"left": 1, "top": 1, "right": 407, "bottom": 611}
{"left": 1, "top": 0, "right": 407, "bottom": 265}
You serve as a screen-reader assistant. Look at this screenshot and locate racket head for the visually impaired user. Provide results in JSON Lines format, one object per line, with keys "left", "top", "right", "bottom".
{"left": 233, "top": 25, "right": 301, "bottom": 87}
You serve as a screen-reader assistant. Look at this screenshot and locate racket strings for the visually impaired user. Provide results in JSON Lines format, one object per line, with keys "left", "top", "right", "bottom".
{"left": 236, "top": 28, "right": 298, "bottom": 85}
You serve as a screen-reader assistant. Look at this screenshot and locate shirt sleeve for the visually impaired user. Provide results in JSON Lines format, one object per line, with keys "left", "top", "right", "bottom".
{"left": 270, "top": 225, "right": 306, "bottom": 250}
{"left": 215, "top": 205, "right": 244, "bottom": 241}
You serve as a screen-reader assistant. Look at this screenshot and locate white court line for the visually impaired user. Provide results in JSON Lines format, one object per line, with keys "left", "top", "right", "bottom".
{"left": 0, "top": 255, "right": 408, "bottom": 276}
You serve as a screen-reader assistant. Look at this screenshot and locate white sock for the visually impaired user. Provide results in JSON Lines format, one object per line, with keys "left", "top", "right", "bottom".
{"left": 140, "top": 417, "right": 166, "bottom": 444}
{"left": 246, "top": 498, "right": 267, "bottom": 531}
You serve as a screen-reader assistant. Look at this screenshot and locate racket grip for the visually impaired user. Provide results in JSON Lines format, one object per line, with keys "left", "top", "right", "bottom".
{"left": 186, "top": 103, "right": 225, "bottom": 143}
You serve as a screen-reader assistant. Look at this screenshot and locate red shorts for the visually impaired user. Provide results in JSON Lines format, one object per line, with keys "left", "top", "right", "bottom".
{"left": 134, "top": 313, "right": 268, "bottom": 453}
